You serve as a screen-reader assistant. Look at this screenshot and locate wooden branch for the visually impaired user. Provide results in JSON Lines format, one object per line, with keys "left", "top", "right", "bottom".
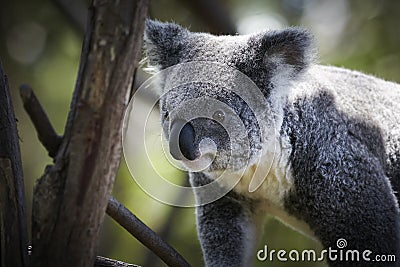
{"left": 94, "top": 256, "right": 139, "bottom": 267}
{"left": 143, "top": 178, "right": 190, "bottom": 267}
{"left": 0, "top": 62, "right": 29, "bottom": 267}
{"left": 20, "top": 85, "right": 190, "bottom": 267}
{"left": 31, "top": 0, "right": 150, "bottom": 266}
{"left": 19, "top": 84, "right": 62, "bottom": 158}
{"left": 107, "top": 196, "right": 191, "bottom": 267}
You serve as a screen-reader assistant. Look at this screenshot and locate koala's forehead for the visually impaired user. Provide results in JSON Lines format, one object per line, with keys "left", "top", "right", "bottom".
{"left": 166, "top": 33, "right": 268, "bottom": 94}
{"left": 179, "top": 33, "right": 250, "bottom": 64}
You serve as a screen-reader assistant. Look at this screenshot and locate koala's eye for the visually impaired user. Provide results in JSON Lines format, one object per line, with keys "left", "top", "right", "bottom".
{"left": 212, "top": 110, "right": 225, "bottom": 122}
{"left": 163, "top": 111, "right": 169, "bottom": 121}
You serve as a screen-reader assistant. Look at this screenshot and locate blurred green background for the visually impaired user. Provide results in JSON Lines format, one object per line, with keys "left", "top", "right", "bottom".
{"left": 1, "top": 0, "right": 399, "bottom": 266}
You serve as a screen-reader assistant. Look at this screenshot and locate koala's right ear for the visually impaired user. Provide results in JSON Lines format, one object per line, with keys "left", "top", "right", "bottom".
{"left": 248, "top": 28, "right": 316, "bottom": 77}
{"left": 144, "top": 20, "right": 189, "bottom": 69}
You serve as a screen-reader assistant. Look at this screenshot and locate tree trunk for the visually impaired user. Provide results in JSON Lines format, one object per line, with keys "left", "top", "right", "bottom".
{"left": 0, "top": 62, "right": 29, "bottom": 267}
{"left": 31, "top": 0, "right": 149, "bottom": 266}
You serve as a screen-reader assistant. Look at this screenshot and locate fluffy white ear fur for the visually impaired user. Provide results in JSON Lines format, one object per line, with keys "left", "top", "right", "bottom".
{"left": 143, "top": 20, "right": 189, "bottom": 69}
{"left": 256, "top": 28, "right": 316, "bottom": 77}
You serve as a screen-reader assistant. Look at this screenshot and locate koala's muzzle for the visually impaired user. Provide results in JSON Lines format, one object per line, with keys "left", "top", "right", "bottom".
{"left": 169, "top": 120, "right": 198, "bottom": 161}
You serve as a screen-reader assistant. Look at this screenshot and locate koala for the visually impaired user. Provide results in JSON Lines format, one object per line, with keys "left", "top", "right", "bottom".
{"left": 144, "top": 19, "right": 400, "bottom": 266}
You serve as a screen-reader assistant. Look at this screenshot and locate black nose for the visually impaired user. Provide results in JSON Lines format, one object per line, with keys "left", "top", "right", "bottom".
{"left": 169, "top": 120, "right": 198, "bottom": 161}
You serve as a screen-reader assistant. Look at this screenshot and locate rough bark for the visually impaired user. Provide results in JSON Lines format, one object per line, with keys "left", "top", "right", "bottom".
{"left": 0, "top": 62, "right": 29, "bottom": 267}
{"left": 21, "top": 84, "right": 190, "bottom": 267}
{"left": 31, "top": 1, "right": 149, "bottom": 266}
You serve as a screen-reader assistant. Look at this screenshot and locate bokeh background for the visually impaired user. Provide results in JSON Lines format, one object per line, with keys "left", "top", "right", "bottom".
{"left": 1, "top": 0, "right": 399, "bottom": 266}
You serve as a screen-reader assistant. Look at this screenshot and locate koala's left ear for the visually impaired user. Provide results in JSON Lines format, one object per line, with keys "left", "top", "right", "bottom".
{"left": 144, "top": 20, "right": 189, "bottom": 69}
{"left": 250, "top": 28, "right": 316, "bottom": 76}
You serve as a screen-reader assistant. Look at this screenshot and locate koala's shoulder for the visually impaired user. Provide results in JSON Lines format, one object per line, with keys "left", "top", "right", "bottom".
{"left": 284, "top": 64, "right": 400, "bottom": 163}
{"left": 289, "top": 64, "right": 400, "bottom": 107}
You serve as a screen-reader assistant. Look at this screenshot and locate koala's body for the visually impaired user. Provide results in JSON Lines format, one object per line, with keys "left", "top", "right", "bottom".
{"left": 144, "top": 20, "right": 400, "bottom": 266}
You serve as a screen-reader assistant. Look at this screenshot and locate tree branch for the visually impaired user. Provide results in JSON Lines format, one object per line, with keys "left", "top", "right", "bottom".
{"left": 94, "top": 256, "right": 139, "bottom": 267}
{"left": 19, "top": 84, "right": 62, "bottom": 158}
{"left": 143, "top": 178, "right": 190, "bottom": 267}
{"left": 107, "top": 196, "right": 190, "bottom": 267}
{"left": 30, "top": 1, "right": 150, "bottom": 266}
{"left": 0, "top": 61, "right": 29, "bottom": 267}
{"left": 20, "top": 83, "right": 190, "bottom": 267}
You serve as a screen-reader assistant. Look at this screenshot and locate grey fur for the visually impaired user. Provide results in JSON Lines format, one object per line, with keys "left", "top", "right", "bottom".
{"left": 144, "top": 19, "right": 400, "bottom": 266}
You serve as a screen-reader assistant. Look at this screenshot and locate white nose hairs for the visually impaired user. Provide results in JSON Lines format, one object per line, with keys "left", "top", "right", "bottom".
{"left": 198, "top": 138, "right": 217, "bottom": 158}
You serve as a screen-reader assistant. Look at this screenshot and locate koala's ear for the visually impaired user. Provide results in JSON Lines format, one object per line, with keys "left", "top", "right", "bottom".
{"left": 144, "top": 20, "right": 189, "bottom": 69}
{"left": 251, "top": 27, "right": 315, "bottom": 75}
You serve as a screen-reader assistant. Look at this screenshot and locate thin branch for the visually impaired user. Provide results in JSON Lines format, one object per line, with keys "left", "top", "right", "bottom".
{"left": 19, "top": 84, "right": 62, "bottom": 158}
{"left": 94, "top": 256, "right": 139, "bottom": 267}
{"left": 143, "top": 177, "right": 190, "bottom": 267}
{"left": 106, "top": 196, "right": 191, "bottom": 267}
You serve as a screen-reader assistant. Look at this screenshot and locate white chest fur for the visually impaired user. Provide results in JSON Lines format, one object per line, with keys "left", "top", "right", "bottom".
{"left": 231, "top": 134, "right": 318, "bottom": 241}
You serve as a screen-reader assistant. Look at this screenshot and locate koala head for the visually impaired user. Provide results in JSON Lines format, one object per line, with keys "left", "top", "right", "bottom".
{"left": 144, "top": 20, "right": 314, "bottom": 175}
